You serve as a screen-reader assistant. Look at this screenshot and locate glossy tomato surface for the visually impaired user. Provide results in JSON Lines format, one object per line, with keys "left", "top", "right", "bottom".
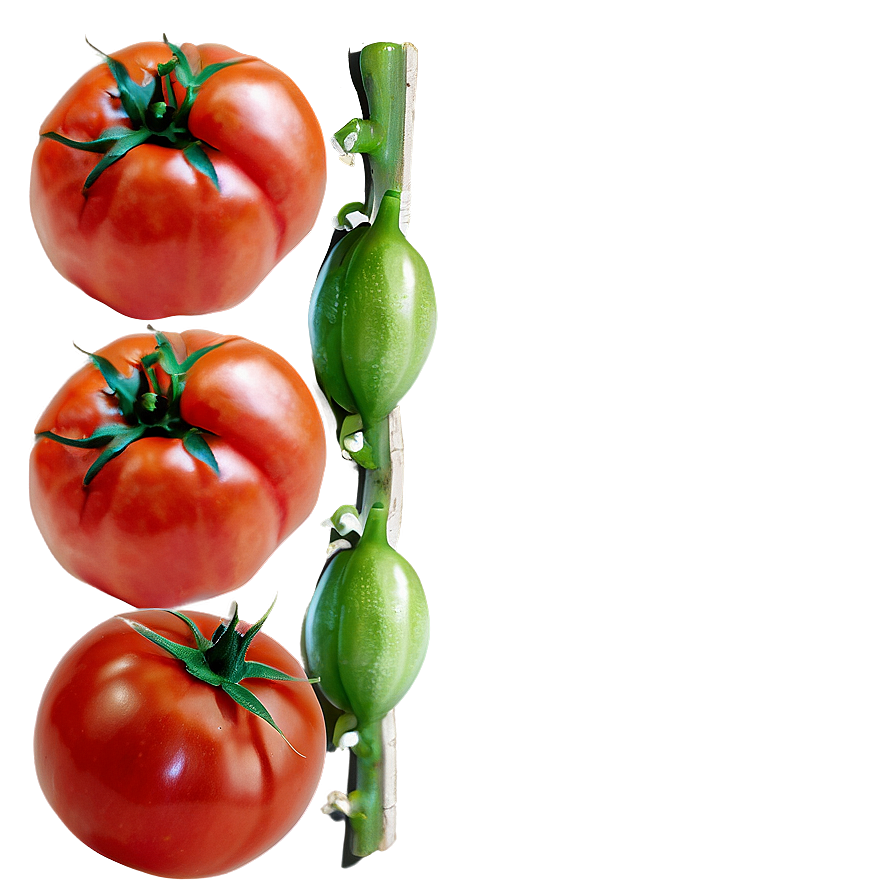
{"left": 30, "top": 41, "right": 326, "bottom": 318}
{"left": 29, "top": 330, "right": 326, "bottom": 607}
{"left": 34, "top": 610, "right": 327, "bottom": 878}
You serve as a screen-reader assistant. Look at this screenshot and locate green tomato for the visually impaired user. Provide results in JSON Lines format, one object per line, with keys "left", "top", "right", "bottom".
{"left": 302, "top": 504, "right": 429, "bottom": 724}
{"left": 308, "top": 190, "right": 436, "bottom": 430}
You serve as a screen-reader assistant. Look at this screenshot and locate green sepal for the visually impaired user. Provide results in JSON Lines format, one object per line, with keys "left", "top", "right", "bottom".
{"left": 75, "top": 343, "right": 142, "bottom": 417}
{"left": 183, "top": 141, "right": 219, "bottom": 188}
{"left": 148, "top": 328, "right": 225, "bottom": 378}
{"left": 220, "top": 680, "right": 301, "bottom": 752}
{"left": 139, "top": 349, "right": 162, "bottom": 368}
{"left": 83, "top": 127, "right": 153, "bottom": 190}
{"left": 41, "top": 122, "right": 151, "bottom": 191}
{"left": 42, "top": 36, "right": 249, "bottom": 192}
{"left": 36, "top": 423, "right": 149, "bottom": 487}
{"left": 36, "top": 422, "right": 133, "bottom": 450}
{"left": 145, "top": 328, "right": 180, "bottom": 373}
{"left": 36, "top": 335, "right": 226, "bottom": 486}
{"left": 40, "top": 126, "right": 134, "bottom": 155}
{"left": 125, "top": 601, "right": 318, "bottom": 755}
{"left": 162, "top": 35, "right": 247, "bottom": 135}
{"left": 191, "top": 57, "right": 249, "bottom": 86}
{"left": 167, "top": 609, "right": 213, "bottom": 650}
{"left": 83, "top": 426, "right": 149, "bottom": 486}
{"left": 141, "top": 327, "right": 226, "bottom": 408}
{"left": 88, "top": 38, "right": 158, "bottom": 124}
{"left": 164, "top": 38, "right": 196, "bottom": 95}
{"left": 182, "top": 429, "right": 219, "bottom": 474}
{"left": 243, "top": 661, "right": 304, "bottom": 682}
{"left": 179, "top": 340, "right": 227, "bottom": 370}
{"left": 240, "top": 598, "right": 275, "bottom": 645}
{"left": 128, "top": 618, "right": 209, "bottom": 669}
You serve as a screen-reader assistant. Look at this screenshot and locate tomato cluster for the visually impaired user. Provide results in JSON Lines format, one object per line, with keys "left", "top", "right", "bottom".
{"left": 28, "top": 38, "right": 331, "bottom": 878}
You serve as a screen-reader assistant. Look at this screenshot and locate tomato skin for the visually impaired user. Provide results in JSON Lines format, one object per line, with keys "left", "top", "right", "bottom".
{"left": 30, "top": 41, "right": 326, "bottom": 319}
{"left": 29, "top": 330, "right": 326, "bottom": 608}
{"left": 34, "top": 610, "right": 327, "bottom": 878}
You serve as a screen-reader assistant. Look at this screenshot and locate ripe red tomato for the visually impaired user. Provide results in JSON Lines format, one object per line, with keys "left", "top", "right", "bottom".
{"left": 29, "top": 329, "right": 326, "bottom": 607}
{"left": 30, "top": 39, "right": 326, "bottom": 318}
{"left": 34, "top": 608, "right": 327, "bottom": 878}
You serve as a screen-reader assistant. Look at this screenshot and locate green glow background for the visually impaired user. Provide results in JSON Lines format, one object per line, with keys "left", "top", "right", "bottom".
{"left": 5, "top": 3, "right": 894, "bottom": 893}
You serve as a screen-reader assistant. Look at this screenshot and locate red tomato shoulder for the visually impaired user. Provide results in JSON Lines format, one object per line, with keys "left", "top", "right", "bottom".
{"left": 34, "top": 610, "right": 326, "bottom": 878}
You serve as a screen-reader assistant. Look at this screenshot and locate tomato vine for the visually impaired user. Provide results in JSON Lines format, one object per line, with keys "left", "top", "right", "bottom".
{"left": 302, "top": 41, "right": 435, "bottom": 863}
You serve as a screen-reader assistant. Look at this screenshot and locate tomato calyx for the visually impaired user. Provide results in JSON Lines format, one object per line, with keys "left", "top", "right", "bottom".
{"left": 123, "top": 601, "right": 318, "bottom": 756}
{"left": 40, "top": 36, "right": 248, "bottom": 192}
{"left": 36, "top": 329, "right": 225, "bottom": 487}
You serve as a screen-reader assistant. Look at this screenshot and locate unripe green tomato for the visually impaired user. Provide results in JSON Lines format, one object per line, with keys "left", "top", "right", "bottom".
{"left": 301, "top": 505, "right": 429, "bottom": 724}
{"left": 308, "top": 190, "right": 436, "bottom": 429}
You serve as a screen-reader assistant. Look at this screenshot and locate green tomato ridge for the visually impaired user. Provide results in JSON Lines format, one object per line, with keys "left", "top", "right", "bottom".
{"left": 308, "top": 223, "right": 371, "bottom": 417}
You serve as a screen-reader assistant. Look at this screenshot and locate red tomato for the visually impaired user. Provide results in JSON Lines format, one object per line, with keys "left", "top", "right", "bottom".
{"left": 30, "top": 40, "right": 326, "bottom": 318}
{"left": 29, "top": 330, "right": 326, "bottom": 607}
{"left": 34, "top": 609, "right": 327, "bottom": 878}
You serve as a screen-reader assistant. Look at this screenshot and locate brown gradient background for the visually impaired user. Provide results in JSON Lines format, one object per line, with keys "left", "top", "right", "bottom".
{"left": 6, "top": 3, "right": 894, "bottom": 894}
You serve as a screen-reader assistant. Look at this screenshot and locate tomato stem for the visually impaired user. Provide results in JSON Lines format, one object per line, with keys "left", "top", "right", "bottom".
{"left": 348, "top": 717, "right": 390, "bottom": 856}
{"left": 334, "top": 42, "right": 415, "bottom": 227}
